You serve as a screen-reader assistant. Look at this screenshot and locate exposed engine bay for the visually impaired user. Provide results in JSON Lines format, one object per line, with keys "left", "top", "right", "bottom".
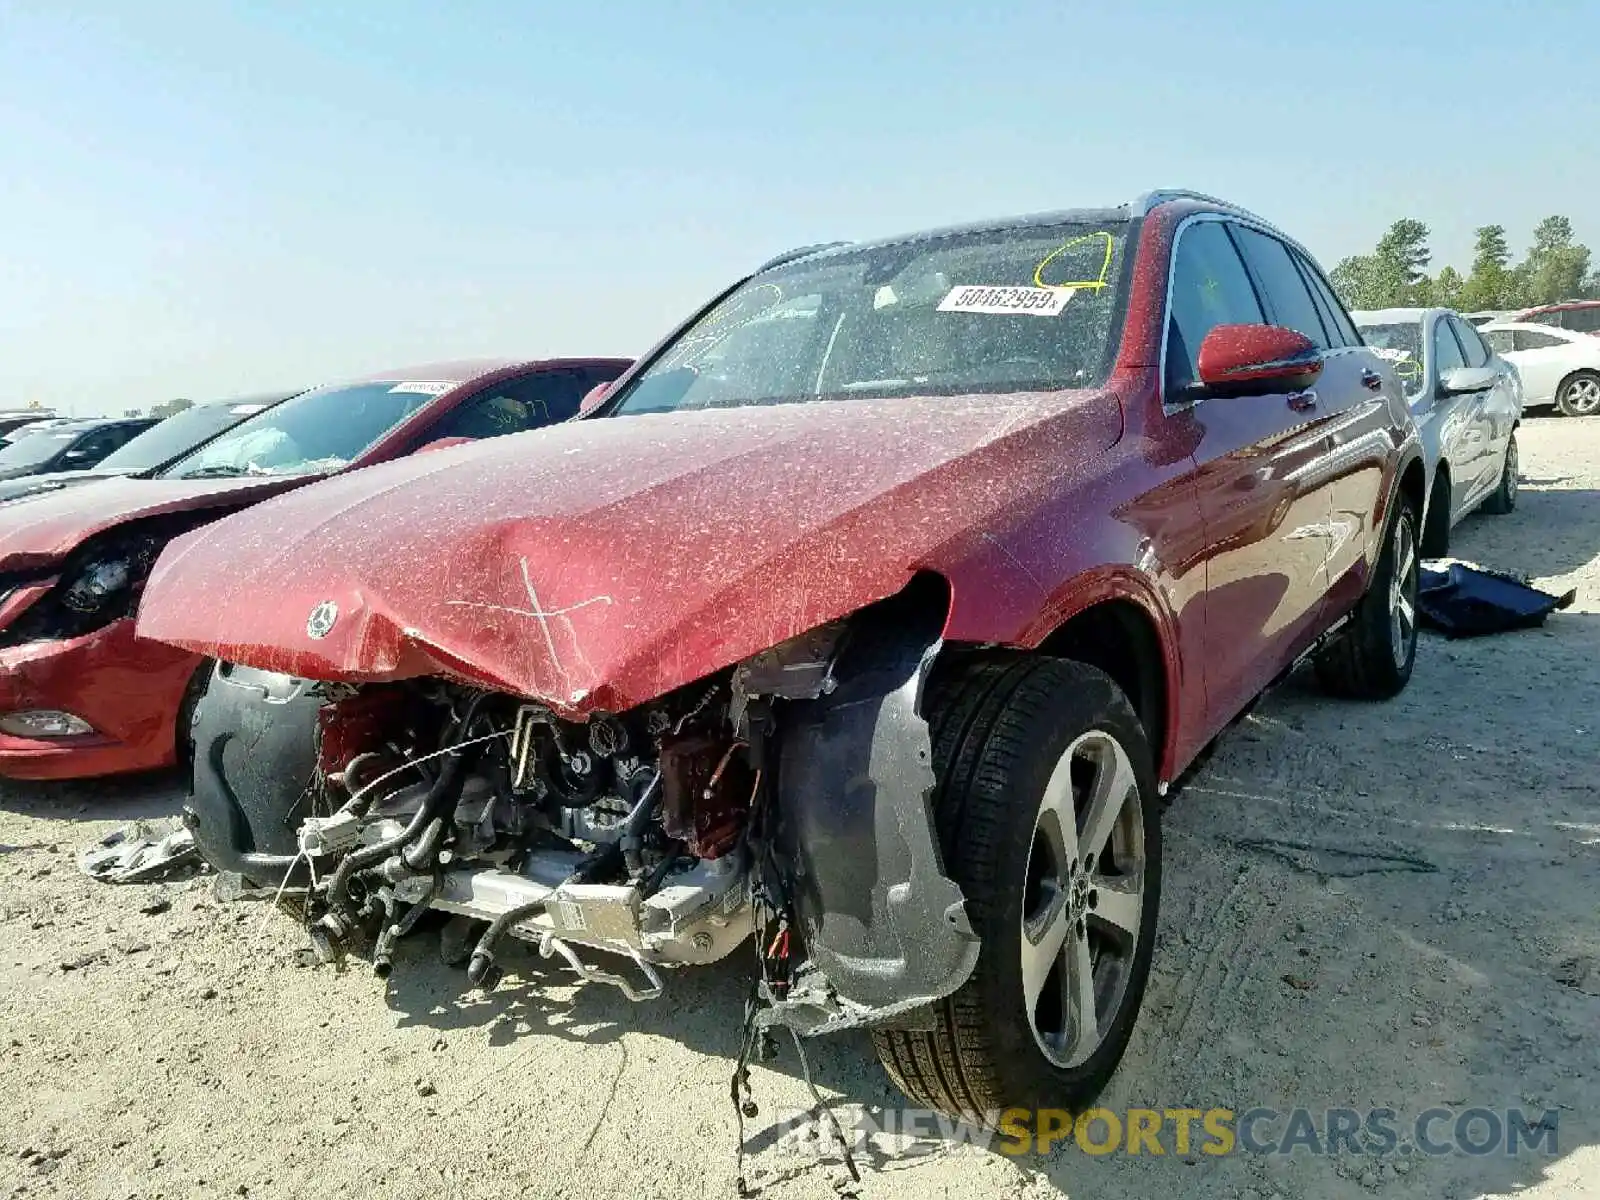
{"left": 297, "top": 670, "right": 770, "bottom": 997}
{"left": 192, "top": 584, "right": 979, "bottom": 1044}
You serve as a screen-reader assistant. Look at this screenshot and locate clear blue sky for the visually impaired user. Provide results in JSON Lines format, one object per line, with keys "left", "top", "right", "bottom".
{"left": 3, "top": 0, "right": 1596, "bottom": 414}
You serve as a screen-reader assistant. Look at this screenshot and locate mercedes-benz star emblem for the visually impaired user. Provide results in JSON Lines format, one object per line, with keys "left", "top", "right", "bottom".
{"left": 306, "top": 601, "right": 339, "bottom": 640}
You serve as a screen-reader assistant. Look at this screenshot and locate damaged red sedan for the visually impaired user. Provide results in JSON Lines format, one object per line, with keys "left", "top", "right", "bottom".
{"left": 135, "top": 192, "right": 1423, "bottom": 1117}
{"left": 0, "top": 358, "right": 628, "bottom": 780}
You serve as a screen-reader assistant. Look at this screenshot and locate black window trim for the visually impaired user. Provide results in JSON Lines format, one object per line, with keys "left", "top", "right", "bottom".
{"left": 1158, "top": 211, "right": 1272, "bottom": 410}
{"left": 1293, "top": 247, "right": 1362, "bottom": 348}
{"left": 1227, "top": 223, "right": 1335, "bottom": 350}
{"left": 1429, "top": 313, "right": 1470, "bottom": 378}
{"left": 1449, "top": 314, "right": 1491, "bottom": 368}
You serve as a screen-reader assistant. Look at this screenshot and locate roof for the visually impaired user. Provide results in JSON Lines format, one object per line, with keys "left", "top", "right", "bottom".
{"left": 332, "top": 358, "right": 630, "bottom": 389}
{"left": 1351, "top": 308, "right": 1438, "bottom": 323}
{"left": 763, "top": 189, "right": 1269, "bottom": 272}
{"left": 1480, "top": 320, "right": 1587, "bottom": 338}
{"left": 1515, "top": 299, "right": 1600, "bottom": 314}
{"left": 9, "top": 415, "right": 146, "bottom": 435}
{"left": 190, "top": 390, "right": 301, "bottom": 408}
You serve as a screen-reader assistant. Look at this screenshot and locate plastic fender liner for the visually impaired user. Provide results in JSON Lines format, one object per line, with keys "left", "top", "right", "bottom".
{"left": 186, "top": 661, "right": 323, "bottom": 884}
{"left": 775, "top": 602, "right": 980, "bottom": 1018}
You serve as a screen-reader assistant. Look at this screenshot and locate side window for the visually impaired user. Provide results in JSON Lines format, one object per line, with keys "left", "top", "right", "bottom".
{"left": 1525, "top": 310, "right": 1560, "bottom": 328}
{"left": 1451, "top": 317, "right": 1490, "bottom": 367}
{"left": 1295, "top": 251, "right": 1361, "bottom": 346}
{"left": 1164, "top": 220, "right": 1264, "bottom": 397}
{"left": 1517, "top": 329, "right": 1566, "bottom": 351}
{"left": 1483, "top": 329, "right": 1514, "bottom": 355}
{"left": 1231, "top": 227, "right": 1330, "bottom": 349}
{"left": 427, "top": 372, "right": 591, "bottom": 442}
{"left": 1431, "top": 319, "right": 1467, "bottom": 374}
{"left": 71, "top": 428, "right": 122, "bottom": 461}
{"left": 1567, "top": 307, "right": 1600, "bottom": 334}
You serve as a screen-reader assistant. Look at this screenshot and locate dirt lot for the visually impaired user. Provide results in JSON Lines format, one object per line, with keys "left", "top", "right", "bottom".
{"left": 3, "top": 416, "right": 1597, "bottom": 1200}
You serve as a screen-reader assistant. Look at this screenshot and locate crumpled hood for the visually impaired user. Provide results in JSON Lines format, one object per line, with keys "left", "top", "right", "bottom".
{"left": 0, "top": 474, "right": 309, "bottom": 574}
{"left": 138, "top": 392, "right": 1119, "bottom": 713}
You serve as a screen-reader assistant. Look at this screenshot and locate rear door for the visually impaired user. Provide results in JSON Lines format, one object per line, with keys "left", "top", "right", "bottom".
{"left": 1164, "top": 217, "right": 1337, "bottom": 729}
{"left": 1231, "top": 226, "right": 1392, "bottom": 626}
{"left": 1509, "top": 328, "right": 1575, "bottom": 404}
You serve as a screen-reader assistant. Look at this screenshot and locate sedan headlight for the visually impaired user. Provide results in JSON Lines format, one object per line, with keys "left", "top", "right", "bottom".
{"left": 63, "top": 557, "right": 137, "bottom": 613}
{"left": 0, "top": 710, "right": 95, "bottom": 738}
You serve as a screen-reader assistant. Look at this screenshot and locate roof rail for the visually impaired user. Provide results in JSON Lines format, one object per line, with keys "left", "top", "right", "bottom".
{"left": 1136, "top": 189, "right": 1286, "bottom": 235}
{"left": 754, "top": 241, "right": 852, "bottom": 273}
{"left": 1135, "top": 189, "right": 1238, "bottom": 214}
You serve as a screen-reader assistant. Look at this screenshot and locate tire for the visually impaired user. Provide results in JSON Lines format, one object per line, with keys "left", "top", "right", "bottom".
{"left": 1555, "top": 371, "right": 1600, "bottom": 418}
{"left": 1420, "top": 472, "right": 1451, "bottom": 558}
{"left": 1315, "top": 496, "right": 1420, "bottom": 699}
{"left": 1479, "top": 432, "right": 1518, "bottom": 515}
{"left": 871, "top": 657, "right": 1161, "bottom": 1121}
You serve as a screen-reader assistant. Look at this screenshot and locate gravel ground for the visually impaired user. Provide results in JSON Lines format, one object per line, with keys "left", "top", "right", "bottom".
{"left": 3, "top": 415, "right": 1597, "bottom": 1200}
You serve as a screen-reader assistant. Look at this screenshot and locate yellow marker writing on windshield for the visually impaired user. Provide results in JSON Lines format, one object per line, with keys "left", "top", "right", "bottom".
{"left": 1034, "top": 231, "right": 1116, "bottom": 291}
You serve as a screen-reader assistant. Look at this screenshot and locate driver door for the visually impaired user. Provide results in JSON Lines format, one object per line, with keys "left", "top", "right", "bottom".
{"left": 1165, "top": 218, "right": 1337, "bottom": 731}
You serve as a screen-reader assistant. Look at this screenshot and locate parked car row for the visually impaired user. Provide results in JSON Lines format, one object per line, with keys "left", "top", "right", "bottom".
{"left": 1351, "top": 307, "right": 1521, "bottom": 555}
{"left": 0, "top": 190, "right": 1535, "bottom": 1120}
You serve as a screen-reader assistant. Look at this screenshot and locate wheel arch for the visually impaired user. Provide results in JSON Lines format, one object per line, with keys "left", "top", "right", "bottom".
{"left": 1033, "top": 597, "right": 1170, "bottom": 782}
{"left": 1556, "top": 367, "right": 1600, "bottom": 405}
{"left": 1421, "top": 460, "right": 1452, "bottom": 556}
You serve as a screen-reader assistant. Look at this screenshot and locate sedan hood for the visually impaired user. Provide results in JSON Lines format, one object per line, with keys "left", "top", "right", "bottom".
{"left": 138, "top": 393, "right": 1119, "bottom": 714}
{"left": 0, "top": 474, "right": 314, "bottom": 574}
{"left": 0, "top": 467, "right": 138, "bottom": 507}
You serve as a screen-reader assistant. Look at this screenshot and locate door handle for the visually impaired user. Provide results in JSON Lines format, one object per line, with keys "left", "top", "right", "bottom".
{"left": 1287, "top": 389, "right": 1318, "bottom": 411}
{"left": 1360, "top": 369, "right": 1384, "bottom": 391}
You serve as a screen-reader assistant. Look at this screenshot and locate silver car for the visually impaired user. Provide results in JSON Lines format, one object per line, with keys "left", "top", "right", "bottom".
{"left": 1354, "top": 307, "right": 1522, "bottom": 556}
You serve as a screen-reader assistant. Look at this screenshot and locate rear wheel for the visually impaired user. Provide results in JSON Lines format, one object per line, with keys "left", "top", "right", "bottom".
{"left": 1315, "top": 496, "right": 1420, "bottom": 699}
{"left": 1479, "top": 432, "right": 1518, "bottom": 515}
{"left": 871, "top": 658, "right": 1161, "bottom": 1121}
{"left": 1555, "top": 371, "right": 1600, "bottom": 417}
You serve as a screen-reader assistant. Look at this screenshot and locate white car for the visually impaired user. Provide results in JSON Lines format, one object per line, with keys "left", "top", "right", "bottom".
{"left": 1355, "top": 307, "right": 1522, "bottom": 555}
{"left": 1481, "top": 321, "right": 1600, "bottom": 417}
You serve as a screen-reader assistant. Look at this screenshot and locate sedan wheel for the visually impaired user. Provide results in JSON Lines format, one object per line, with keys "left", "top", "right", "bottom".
{"left": 1556, "top": 372, "right": 1600, "bottom": 417}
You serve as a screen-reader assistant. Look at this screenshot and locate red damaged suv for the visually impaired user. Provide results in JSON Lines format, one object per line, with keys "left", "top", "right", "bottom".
{"left": 136, "top": 192, "right": 1422, "bottom": 1115}
{"left": 0, "top": 357, "right": 628, "bottom": 780}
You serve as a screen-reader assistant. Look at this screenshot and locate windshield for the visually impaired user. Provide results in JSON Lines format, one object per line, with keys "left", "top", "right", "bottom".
{"left": 158, "top": 381, "right": 447, "bottom": 480}
{"left": 0, "top": 430, "right": 75, "bottom": 469}
{"left": 610, "top": 221, "right": 1130, "bottom": 415}
{"left": 99, "top": 401, "right": 278, "bottom": 472}
{"left": 1358, "top": 322, "right": 1426, "bottom": 399}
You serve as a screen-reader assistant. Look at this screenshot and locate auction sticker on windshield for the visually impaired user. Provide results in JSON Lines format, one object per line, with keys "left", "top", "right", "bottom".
{"left": 388, "top": 381, "right": 454, "bottom": 395}
{"left": 938, "top": 285, "right": 1075, "bottom": 317}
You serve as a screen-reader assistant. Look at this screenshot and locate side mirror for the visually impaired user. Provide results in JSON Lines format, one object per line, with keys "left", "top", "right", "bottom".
{"left": 578, "top": 381, "right": 612, "bottom": 416}
{"left": 417, "top": 436, "right": 476, "bottom": 454}
{"left": 1196, "top": 324, "right": 1323, "bottom": 397}
{"left": 1437, "top": 365, "right": 1497, "bottom": 396}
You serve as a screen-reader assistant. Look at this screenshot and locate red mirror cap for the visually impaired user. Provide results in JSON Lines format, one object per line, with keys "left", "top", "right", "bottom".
{"left": 1197, "top": 324, "right": 1323, "bottom": 393}
{"left": 417, "top": 436, "right": 476, "bottom": 454}
{"left": 579, "top": 381, "right": 612, "bottom": 415}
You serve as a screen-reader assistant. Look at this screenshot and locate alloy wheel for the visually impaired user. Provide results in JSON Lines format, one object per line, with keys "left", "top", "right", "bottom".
{"left": 1389, "top": 513, "right": 1418, "bottom": 666}
{"left": 1021, "top": 730, "right": 1146, "bottom": 1069}
{"left": 1566, "top": 377, "right": 1600, "bottom": 416}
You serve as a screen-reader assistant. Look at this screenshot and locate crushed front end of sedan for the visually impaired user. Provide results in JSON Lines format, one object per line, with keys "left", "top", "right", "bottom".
{"left": 135, "top": 194, "right": 1424, "bottom": 1120}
